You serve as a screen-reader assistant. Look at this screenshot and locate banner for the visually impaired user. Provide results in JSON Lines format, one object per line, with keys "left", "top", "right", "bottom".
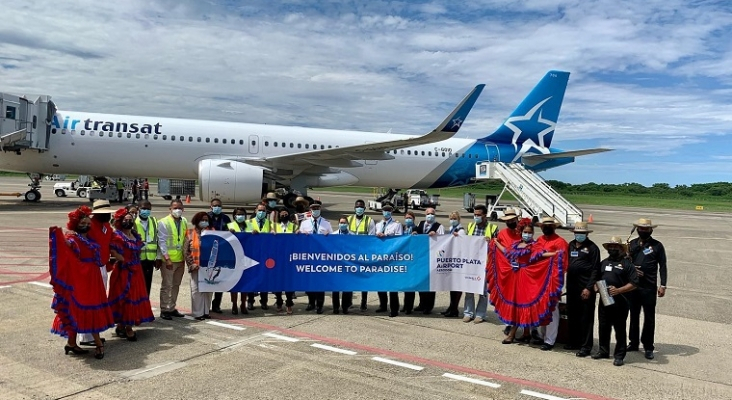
{"left": 198, "top": 232, "right": 487, "bottom": 294}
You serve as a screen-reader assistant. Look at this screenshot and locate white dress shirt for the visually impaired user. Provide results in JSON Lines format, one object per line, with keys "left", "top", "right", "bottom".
{"left": 374, "top": 218, "right": 403, "bottom": 236}
{"left": 298, "top": 217, "right": 333, "bottom": 234}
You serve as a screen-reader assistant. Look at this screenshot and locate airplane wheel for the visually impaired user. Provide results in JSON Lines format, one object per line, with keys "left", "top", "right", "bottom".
{"left": 25, "top": 190, "right": 41, "bottom": 202}
{"left": 55, "top": 189, "right": 65, "bottom": 197}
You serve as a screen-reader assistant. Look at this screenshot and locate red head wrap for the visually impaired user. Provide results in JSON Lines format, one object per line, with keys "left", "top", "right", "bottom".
{"left": 517, "top": 217, "right": 533, "bottom": 231}
{"left": 113, "top": 207, "right": 130, "bottom": 229}
{"left": 67, "top": 205, "right": 92, "bottom": 231}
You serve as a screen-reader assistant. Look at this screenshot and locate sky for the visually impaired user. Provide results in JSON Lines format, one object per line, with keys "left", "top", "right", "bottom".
{"left": 2, "top": 0, "right": 731, "bottom": 186}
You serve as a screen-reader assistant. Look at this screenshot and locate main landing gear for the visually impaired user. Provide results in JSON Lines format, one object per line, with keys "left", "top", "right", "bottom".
{"left": 24, "top": 173, "right": 43, "bottom": 202}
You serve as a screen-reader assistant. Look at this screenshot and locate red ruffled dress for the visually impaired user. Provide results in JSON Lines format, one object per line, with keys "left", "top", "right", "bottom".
{"left": 487, "top": 240, "right": 564, "bottom": 328}
{"left": 49, "top": 227, "right": 115, "bottom": 337}
{"left": 107, "top": 231, "right": 155, "bottom": 326}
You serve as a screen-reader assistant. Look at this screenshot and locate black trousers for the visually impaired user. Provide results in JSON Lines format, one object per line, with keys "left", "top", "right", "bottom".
{"left": 212, "top": 292, "right": 223, "bottom": 310}
{"left": 416, "top": 292, "right": 435, "bottom": 312}
{"left": 140, "top": 260, "right": 155, "bottom": 297}
{"left": 598, "top": 296, "right": 630, "bottom": 359}
{"left": 307, "top": 292, "right": 325, "bottom": 308}
{"left": 247, "top": 292, "right": 269, "bottom": 305}
{"left": 332, "top": 292, "right": 353, "bottom": 311}
{"left": 403, "top": 292, "right": 415, "bottom": 312}
{"left": 378, "top": 291, "right": 400, "bottom": 314}
{"left": 629, "top": 287, "right": 657, "bottom": 351}
{"left": 360, "top": 291, "right": 369, "bottom": 308}
{"left": 117, "top": 189, "right": 124, "bottom": 203}
{"left": 274, "top": 292, "right": 295, "bottom": 307}
{"left": 446, "top": 291, "right": 463, "bottom": 313}
{"left": 567, "top": 290, "right": 596, "bottom": 351}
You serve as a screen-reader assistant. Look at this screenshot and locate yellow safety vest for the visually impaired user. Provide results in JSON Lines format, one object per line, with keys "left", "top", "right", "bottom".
{"left": 347, "top": 215, "right": 372, "bottom": 235}
{"left": 161, "top": 215, "right": 187, "bottom": 262}
{"left": 246, "top": 217, "right": 272, "bottom": 233}
{"left": 274, "top": 222, "right": 296, "bottom": 233}
{"left": 135, "top": 216, "right": 158, "bottom": 261}
{"left": 227, "top": 221, "right": 250, "bottom": 232}
{"left": 467, "top": 222, "right": 498, "bottom": 238}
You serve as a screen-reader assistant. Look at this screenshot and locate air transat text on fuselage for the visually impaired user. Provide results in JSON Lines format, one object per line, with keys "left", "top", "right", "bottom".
{"left": 52, "top": 115, "right": 162, "bottom": 134}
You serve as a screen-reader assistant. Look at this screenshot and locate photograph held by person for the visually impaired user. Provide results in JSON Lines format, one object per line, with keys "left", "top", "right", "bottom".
{"left": 184, "top": 212, "right": 214, "bottom": 320}
{"left": 108, "top": 208, "right": 155, "bottom": 341}
{"left": 50, "top": 206, "right": 115, "bottom": 360}
{"left": 592, "top": 236, "right": 639, "bottom": 366}
{"left": 627, "top": 218, "right": 667, "bottom": 360}
{"left": 157, "top": 199, "right": 188, "bottom": 320}
{"left": 565, "top": 221, "right": 601, "bottom": 357}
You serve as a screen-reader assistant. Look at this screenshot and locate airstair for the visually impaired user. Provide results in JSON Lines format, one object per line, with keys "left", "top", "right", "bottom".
{"left": 475, "top": 161, "right": 583, "bottom": 228}
{"left": 0, "top": 93, "right": 55, "bottom": 153}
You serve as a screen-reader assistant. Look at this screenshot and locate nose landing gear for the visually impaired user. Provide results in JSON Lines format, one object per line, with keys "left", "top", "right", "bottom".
{"left": 24, "top": 173, "right": 43, "bottom": 202}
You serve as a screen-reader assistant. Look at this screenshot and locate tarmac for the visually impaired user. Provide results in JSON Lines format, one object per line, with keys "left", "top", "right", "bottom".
{"left": 0, "top": 176, "right": 730, "bottom": 400}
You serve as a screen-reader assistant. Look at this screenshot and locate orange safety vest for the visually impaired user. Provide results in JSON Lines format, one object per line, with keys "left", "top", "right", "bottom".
{"left": 190, "top": 229, "right": 201, "bottom": 266}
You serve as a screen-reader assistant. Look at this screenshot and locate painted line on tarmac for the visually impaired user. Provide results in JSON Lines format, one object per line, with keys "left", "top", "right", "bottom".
{"left": 205, "top": 320, "right": 246, "bottom": 331}
{"left": 0, "top": 285, "right": 12, "bottom": 289}
{"left": 29, "top": 281, "right": 52, "bottom": 288}
{"left": 311, "top": 343, "right": 357, "bottom": 355}
{"left": 262, "top": 332, "right": 300, "bottom": 342}
{"left": 0, "top": 272, "right": 50, "bottom": 286}
{"left": 520, "top": 389, "right": 568, "bottom": 400}
{"left": 442, "top": 373, "right": 501, "bottom": 388}
{"left": 121, "top": 361, "right": 187, "bottom": 381}
{"left": 372, "top": 357, "right": 424, "bottom": 371}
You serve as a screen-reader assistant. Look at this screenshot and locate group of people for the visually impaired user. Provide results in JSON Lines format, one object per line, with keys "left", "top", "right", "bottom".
{"left": 48, "top": 192, "right": 668, "bottom": 367}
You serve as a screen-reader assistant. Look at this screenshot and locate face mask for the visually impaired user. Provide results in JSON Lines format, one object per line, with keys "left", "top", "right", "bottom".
{"left": 93, "top": 214, "right": 110, "bottom": 223}
{"left": 450, "top": 219, "right": 459, "bottom": 227}
{"left": 355, "top": 207, "right": 365, "bottom": 216}
{"left": 121, "top": 220, "right": 134, "bottom": 229}
{"left": 311, "top": 210, "right": 321, "bottom": 218}
{"left": 575, "top": 233, "right": 587, "bottom": 243}
{"left": 235, "top": 215, "right": 246, "bottom": 223}
{"left": 280, "top": 214, "right": 289, "bottom": 222}
{"left": 383, "top": 211, "right": 392, "bottom": 219}
{"left": 339, "top": 223, "right": 348, "bottom": 232}
{"left": 404, "top": 218, "right": 413, "bottom": 226}
{"left": 638, "top": 231, "right": 652, "bottom": 240}
{"left": 522, "top": 232, "right": 533, "bottom": 242}
{"left": 268, "top": 201, "right": 277, "bottom": 208}
{"left": 171, "top": 209, "right": 183, "bottom": 218}
{"left": 506, "top": 221, "right": 517, "bottom": 229}
{"left": 139, "top": 209, "right": 151, "bottom": 218}
{"left": 426, "top": 215, "right": 435, "bottom": 223}
{"left": 256, "top": 210, "right": 266, "bottom": 220}
{"left": 76, "top": 225, "right": 90, "bottom": 234}
{"left": 198, "top": 221, "right": 209, "bottom": 229}
{"left": 211, "top": 206, "right": 222, "bottom": 215}
{"left": 474, "top": 216, "right": 483, "bottom": 224}
{"left": 608, "top": 249, "right": 622, "bottom": 258}
{"left": 541, "top": 226, "right": 555, "bottom": 236}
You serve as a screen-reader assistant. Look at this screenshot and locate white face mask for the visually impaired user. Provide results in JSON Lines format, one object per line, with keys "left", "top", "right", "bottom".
{"left": 171, "top": 209, "right": 183, "bottom": 218}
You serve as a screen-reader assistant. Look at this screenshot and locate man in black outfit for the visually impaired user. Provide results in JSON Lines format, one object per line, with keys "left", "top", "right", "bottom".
{"left": 565, "top": 221, "right": 601, "bottom": 357}
{"left": 207, "top": 198, "right": 231, "bottom": 313}
{"left": 409, "top": 207, "right": 443, "bottom": 315}
{"left": 592, "top": 236, "right": 639, "bottom": 366}
{"left": 628, "top": 218, "right": 668, "bottom": 360}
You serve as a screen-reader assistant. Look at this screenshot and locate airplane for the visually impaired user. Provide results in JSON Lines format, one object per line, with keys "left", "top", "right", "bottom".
{"left": 0, "top": 70, "right": 608, "bottom": 205}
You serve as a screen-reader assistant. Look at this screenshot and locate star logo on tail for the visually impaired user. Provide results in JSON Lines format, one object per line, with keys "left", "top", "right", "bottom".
{"left": 450, "top": 118, "right": 463, "bottom": 130}
{"left": 500, "top": 97, "right": 556, "bottom": 162}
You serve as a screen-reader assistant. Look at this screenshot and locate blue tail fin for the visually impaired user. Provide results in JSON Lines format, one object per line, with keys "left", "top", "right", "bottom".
{"left": 480, "top": 70, "right": 569, "bottom": 148}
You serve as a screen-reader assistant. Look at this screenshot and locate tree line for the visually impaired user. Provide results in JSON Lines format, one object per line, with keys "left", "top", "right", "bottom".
{"left": 545, "top": 181, "right": 732, "bottom": 198}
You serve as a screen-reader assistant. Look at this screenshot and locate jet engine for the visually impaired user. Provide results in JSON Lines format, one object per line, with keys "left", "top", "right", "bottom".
{"left": 198, "top": 159, "right": 265, "bottom": 204}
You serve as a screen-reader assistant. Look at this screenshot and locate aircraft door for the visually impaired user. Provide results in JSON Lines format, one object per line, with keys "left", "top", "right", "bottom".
{"left": 248, "top": 135, "right": 259, "bottom": 154}
{"left": 484, "top": 143, "right": 500, "bottom": 162}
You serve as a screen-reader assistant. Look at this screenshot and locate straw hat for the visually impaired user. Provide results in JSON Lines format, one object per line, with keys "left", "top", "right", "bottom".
{"left": 264, "top": 192, "right": 278, "bottom": 201}
{"left": 499, "top": 208, "right": 519, "bottom": 221}
{"left": 91, "top": 200, "right": 112, "bottom": 214}
{"left": 633, "top": 218, "right": 658, "bottom": 228}
{"left": 539, "top": 216, "right": 560, "bottom": 226}
{"left": 570, "top": 221, "right": 593, "bottom": 233}
{"left": 294, "top": 196, "right": 309, "bottom": 207}
{"left": 602, "top": 236, "right": 628, "bottom": 252}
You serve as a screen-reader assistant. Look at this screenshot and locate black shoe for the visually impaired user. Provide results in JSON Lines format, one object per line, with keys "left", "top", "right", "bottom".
{"left": 531, "top": 329, "right": 542, "bottom": 341}
{"left": 627, "top": 344, "right": 639, "bottom": 352}
{"left": 212, "top": 308, "right": 223, "bottom": 314}
{"left": 422, "top": 310, "right": 432, "bottom": 315}
{"left": 360, "top": 304, "right": 367, "bottom": 311}
{"left": 169, "top": 310, "right": 185, "bottom": 318}
{"left": 316, "top": 307, "right": 324, "bottom": 314}
{"left": 240, "top": 304, "right": 248, "bottom": 315}
{"left": 333, "top": 309, "right": 340, "bottom": 315}
{"left": 531, "top": 338, "right": 545, "bottom": 345}
{"left": 576, "top": 350, "right": 591, "bottom": 358}
{"left": 443, "top": 311, "right": 459, "bottom": 318}
{"left": 342, "top": 309, "right": 350, "bottom": 315}
{"left": 160, "top": 313, "right": 172, "bottom": 320}
{"left": 64, "top": 345, "right": 89, "bottom": 355}
{"left": 305, "top": 304, "right": 315, "bottom": 311}
{"left": 126, "top": 332, "right": 138, "bottom": 342}
{"left": 591, "top": 352, "right": 610, "bottom": 359}
{"left": 247, "top": 302, "right": 255, "bottom": 311}
{"left": 231, "top": 304, "right": 239, "bottom": 315}
{"left": 261, "top": 304, "right": 269, "bottom": 310}
{"left": 563, "top": 344, "right": 580, "bottom": 351}
{"left": 80, "top": 338, "right": 105, "bottom": 346}
{"left": 414, "top": 305, "right": 424, "bottom": 312}
{"left": 645, "top": 350, "right": 655, "bottom": 360}
{"left": 540, "top": 343, "right": 554, "bottom": 351}
{"left": 503, "top": 326, "right": 511, "bottom": 335}
{"left": 115, "top": 327, "right": 126, "bottom": 338}
{"left": 389, "top": 312, "right": 398, "bottom": 317}
{"left": 94, "top": 345, "right": 105, "bottom": 360}
{"left": 375, "top": 307, "right": 387, "bottom": 313}
{"left": 194, "top": 315, "right": 206, "bottom": 321}
{"left": 399, "top": 308, "right": 405, "bottom": 312}
{"left": 613, "top": 358, "right": 625, "bottom": 366}
{"left": 203, "top": 314, "right": 211, "bottom": 319}
{"left": 404, "top": 309, "right": 413, "bottom": 315}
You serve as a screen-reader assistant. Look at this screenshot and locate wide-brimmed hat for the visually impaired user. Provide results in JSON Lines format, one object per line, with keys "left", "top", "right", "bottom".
{"left": 264, "top": 192, "right": 278, "bottom": 201}
{"left": 602, "top": 236, "right": 628, "bottom": 252}
{"left": 91, "top": 200, "right": 112, "bottom": 214}
{"left": 381, "top": 201, "right": 395, "bottom": 211}
{"left": 499, "top": 208, "right": 519, "bottom": 221}
{"left": 570, "top": 221, "right": 593, "bottom": 233}
{"left": 294, "top": 196, "right": 309, "bottom": 207}
{"left": 539, "top": 216, "right": 559, "bottom": 226}
{"left": 633, "top": 218, "right": 658, "bottom": 228}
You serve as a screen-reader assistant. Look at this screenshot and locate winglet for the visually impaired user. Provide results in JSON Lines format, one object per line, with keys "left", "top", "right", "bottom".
{"left": 433, "top": 84, "right": 485, "bottom": 134}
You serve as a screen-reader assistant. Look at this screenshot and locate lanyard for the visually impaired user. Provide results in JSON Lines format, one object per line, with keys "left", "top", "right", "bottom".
{"left": 354, "top": 217, "right": 364, "bottom": 232}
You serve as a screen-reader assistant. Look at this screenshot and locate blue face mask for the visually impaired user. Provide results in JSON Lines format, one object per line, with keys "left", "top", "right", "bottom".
{"left": 404, "top": 218, "right": 413, "bottom": 226}
{"left": 355, "top": 207, "right": 365, "bottom": 216}
{"left": 450, "top": 219, "right": 459, "bottom": 227}
{"left": 474, "top": 216, "right": 483, "bottom": 224}
{"left": 211, "top": 206, "right": 222, "bottom": 215}
{"left": 235, "top": 215, "right": 246, "bottom": 223}
{"left": 522, "top": 232, "right": 533, "bottom": 242}
{"left": 575, "top": 233, "right": 587, "bottom": 243}
{"left": 256, "top": 211, "right": 266, "bottom": 220}
{"left": 311, "top": 210, "right": 321, "bottom": 218}
{"left": 198, "top": 221, "right": 209, "bottom": 229}
{"left": 268, "top": 201, "right": 277, "bottom": 208}
{"left": 426, "top": 215, "right": 435, "bottom": 223}
{"left": 383, "top": 211, "right": 392, "bottom": 219}
{"left": 339, "top": 223, "right": 348, "bottom": 232}
{"left": 139, "top": 209, "right": 151, "bottom": 218}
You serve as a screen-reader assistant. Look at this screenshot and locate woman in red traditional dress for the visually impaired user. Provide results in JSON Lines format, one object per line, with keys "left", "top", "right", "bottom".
{"left": 50, "top": 206, "right": 115, "bottom": 359}
{"left": 108, "top": 208, "right": 155, "bottom": 341}
{"left": 489, "top": 218, "right": 564, "bottom": 343}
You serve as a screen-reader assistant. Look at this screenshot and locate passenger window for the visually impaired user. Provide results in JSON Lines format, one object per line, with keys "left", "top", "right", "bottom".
{"left": 265, "top": 141, "right": 269, "bottom": 146}
{"left": 144, "top": 134, "right": 149, "bottom": 139}
{"left": 108, "top": 132, "right": 113, "bottom": 138}
{"left": 89, "top": 131, "right": 94, "bottom": 137}
{"left": 251, "top": 140, "right": 256, "bottom": 146}
{"left": 281, "top": 142, "right": 285, "bottom": 147}
{"left": 321, "top": 145, "right": 325, "bottom": 149}
{"left": 163, "top": 135, "right": 167, "bottom": 140}
{"left": 231, "top": 139, "right": 235, "bottom": 145}
{"left": 223, "top": 139, "right": 227, "bottom": 144}
{"left": 153, "top": 135, "right": 158, "bottom": 140}
{"left": 328, "top": 145, "right": 332, "bottom": 149}
{"left": 442, "top": 152, "right": 445, "bottom": 157}
{"left": 455, "top": 153, "right": 458, "bottom": 157}
{"left": 137, "top": 133, "right": 141, "bottom": 139}
{"left": 188, "top": 136, "right": 192, "bottom": 142}
{"left": 400, "top": 150, "right": 404, "bottom": 155}
{"left": 127, "top": 133, "right": 131, "bottom": 138}
{"left": 305, "top": 144, "right": 309, "bottom": 149}
{"left": 297, "top": 143, "right": 302, "bottom": 148}
{"left": 214, "top": 138, "right": 218, "bottom": 143}
{"left": 290, "top": 143, "right": 294, "bottom": 148}
{"left": 171, "top": 135, "right": 176, "bottom": 141}
{"left": 239, "top": 140, "right": 244, "bottom": 145}
{"left": 80, "top": 130, "right": 85, "bottom": 136}
{"left": 407, "top": 150, "right": 411, "bottom": 155}
{"left": 422, "top": 151, "right": 425, "bottom": 156}
{"left": 206, "top": 138, "right": 210, "bottom": 143}
{"left": 117, "top": 132, "right": 122, "bottom": 138}
{"left": 274, "top": 142, "right": 278, "bottom": 147}
{"left": 197, "top": 137, "right": 201, "bottom": 142}
{"left": 5, "top": 106, "right": 16, "bottom": 119}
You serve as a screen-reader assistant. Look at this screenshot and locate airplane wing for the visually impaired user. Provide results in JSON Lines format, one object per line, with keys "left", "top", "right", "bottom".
{"left": 521, "top": 148, "right": 612, "bottom": 165}
{"left": 242, "top": 84, "right": 485, "bottom": 171}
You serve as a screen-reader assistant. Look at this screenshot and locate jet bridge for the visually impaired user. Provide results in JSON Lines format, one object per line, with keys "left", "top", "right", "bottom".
{"left": 475, "top": 161, "right": 583, "bottom": 228}
{"left": 0, "top": 93, "right": 55, "bottom": 153}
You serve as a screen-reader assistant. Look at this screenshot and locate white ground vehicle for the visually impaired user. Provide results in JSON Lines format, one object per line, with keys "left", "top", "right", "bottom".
{"left": 405, "top": 189, "right": 440, "bottom": 210}
{"left": 53, "top": 181, "right": 90, "bottom": 198}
